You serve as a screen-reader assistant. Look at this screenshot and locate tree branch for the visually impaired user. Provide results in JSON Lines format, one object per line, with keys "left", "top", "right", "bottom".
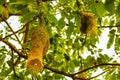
{"left": 4, "top": 21, "right": 22, "bottom": 46}
{"left": 3, "top": 26, "right": 24, "bottom": 39}
{"left": 73, "top": 68, "right": 111, "bottom": 80}
{"left": 44, "top": 65, "right": 74, "bottom": 78}
{"left": 98, "top": 25, "right": 120, "bottom": 28}
{"left": 88, "top": 68, "right": 111, "bottom": 79}
{"left": 9, "top": 12, "right": 22, "bottom": 16}
{"left": 42, "top": 0, "right": 57, "bottom": 2}
{"left": 44, "top": 63, "right": 120, "bottom": 79}
{"left": 66, "top": 23, "right": 120, "bottom": 28}
{"left": 11, "top": 49, "right": 20, "bottom": 79}
{"left": 23, "top": 23, "right": 29, "bottom": 43}
{"left": 23, "top": 16, "right": 37, "bottom": 43}
{"left": 73, "top": 63, "right": 120, "bottom": 75}
{"left": 0, "top": 38, "right": 27, "bottom": 59}
{"left": 76, "top": 0, "right": 80, "bottom": 9}
{"left": 13, "top": 55, "right": 21, "bottom": 66}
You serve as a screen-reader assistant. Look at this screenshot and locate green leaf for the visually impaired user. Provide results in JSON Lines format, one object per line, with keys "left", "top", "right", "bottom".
{"left": 75, "top": 12, "right": 81, "bottom": 28}
{"left": 9, "top": 74, "right": 19, "bottom": 80}
{"left": 46, "top": 26, "right": 53, "bottom": 38}
{"left": 98, "top": 54, "right": 110, "bottom": 63}
{"left": 46, "top": 13, "right": 58, "bottom": 26}
{"left": 110, "top": 72, "right": 117, "bottom": 80}
{"left": 0, "top": 0, "right": 5, "bottom": 5}
{"left": 116, "top": 3, "right": 120, "bottom": 17}
{"left": 116, "top": 73, "right": 120, "bottom": 79}
{"left": 64, "top": 53, "right": 70, "bottom": 61}
{"left": 115, "top": 36, "right": 120, "bottom": 51}
{"left": 20, "top": 12, "right": 36, "bottom": 23}
{"left": 9, "top": 0, "right": 17, "bottom": 2}
{"left": 58, "top": 17, "right": 66, "bottom": 29}
{"left": 0, "top": 30, "right": 3, "bottom": 37}
{"left": 94, "top": 2, "right": 107, "bottom": 16}
{"left": 0, "top": 5, "right": 3, "bottom": 15}
{"left": 59, "top": 0, "right": 68, "bottom": 4}
{"left": 118, "top": 25, "right": 120, "bottom": 33}
{"left": 106, "top": 70, "right": 114, "bottom": 79}
{"left": 53, "top": 74, "right": 64, "bottom": 80}
{"left": 83, "top": 56, "right": 95, "bottom": 68}
{"left": 107, "top": 29, "right": 116, "bottom": 49}
{"left": 105, "top": 0, "right": 115, "bottom": 15}
{"left": 66, "top": 22, "right": 74, "bottom": 38}
{"left": 0, "top": 54, "right": 5, "bottom": 66}
{"left": 9, "top": 2, "right": 28, "bottom": 12}
{"left": 7, "top": 60, "right": 13, "bottom": 69}
{"left": 16, "top": 4, "right": 27, "bottom": 10}
{"left": 3, "top": 68, "right": 12, "bottom": 77}
{"left": 96, "top": 57, "right": 102, "bottom": 64}
{"left": 72, "top": 59, "right": 80, "bottom": 66}
{"left": 68, "top": 61, "right": 75, "bottom": 73}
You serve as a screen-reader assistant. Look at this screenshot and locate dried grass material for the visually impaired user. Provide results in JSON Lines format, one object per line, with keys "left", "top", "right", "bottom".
{"left": 80, "top": 11, "right": 98, "bottom": 38}
{"left": 26, "top": 24, "right": 49, "bottom": 74}
{"left": 25, "top": 48, "right": 44, "bottom": 74}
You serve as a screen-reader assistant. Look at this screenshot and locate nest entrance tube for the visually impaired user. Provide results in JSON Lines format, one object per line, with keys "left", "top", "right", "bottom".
{"left": 26, "top": 59, "right": 44, "bottom": 74}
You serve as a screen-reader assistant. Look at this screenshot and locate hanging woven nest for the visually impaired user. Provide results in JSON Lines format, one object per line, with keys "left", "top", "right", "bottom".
{"left": 25, "top": 24, "right": 49, "bottom": 74}
{"left": 80, "top": 11, "right": 98, "bottom": 38}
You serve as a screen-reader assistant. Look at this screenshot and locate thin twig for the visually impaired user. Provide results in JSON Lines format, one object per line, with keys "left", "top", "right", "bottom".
{"left": 42, "top": 0, "right": 56, "bottom": 2}
{"left": 76, "top": 0, "right": 80, "bottom": 9}
{"left": 66, "top": 24, "right": 120, "bottom": 28}
{"left": 98, "top": 25, "right": 120, "bottom": 28}
{"left": 13, "top": 55, "right": 21, "bottom": 66}
{"left": 73, "top": 63, "right": 120, "bottom": 75}
{"left": 11, "top": 49, "right": 20, "bottom": 79}
{"left": 4, "top": 21, "right": 22, "bottom": 46}
{"left": 35, "top": 0, "right": 45, "bottom": 24}
{"left": 3, "top": 26, "right": 24, "bottom": 39}
{"left": 88, "top": 68, "right": 112, "bottom": 79}
{"left": 44, "top": 63, "right": 120, "bottom": 79}
{"left": 9, "top": 12, "right": 22, "bottom": 16}
{"left": 44, "top": 65, "right": 74, "bottom": 78}
{"left": 4, "top": 21, "right": 28, "bottom": 56}
{"left": 78, "top": 54, "right": 83, "bottom": 70}
{"left": 23, "top": 23, "right": 29, "bottom": 43}
{"left": 0, "top": 38, "right": 27, "bottom": 59}
{"left": 23, "top": 16, "right": 37, "bottom": 43}
{"left": 81, "top": 34, "right": 87, "bottom": 48}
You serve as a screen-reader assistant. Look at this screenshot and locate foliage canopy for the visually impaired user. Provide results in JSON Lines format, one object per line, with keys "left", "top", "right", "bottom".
{"left": 0, "top": 0, "right": 120, "bottom": 80}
